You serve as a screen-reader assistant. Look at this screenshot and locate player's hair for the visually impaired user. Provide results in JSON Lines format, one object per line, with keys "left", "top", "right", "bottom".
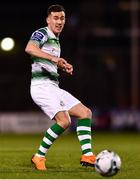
{"left": 47, "top": 4, "right": 65, "bottom": 16}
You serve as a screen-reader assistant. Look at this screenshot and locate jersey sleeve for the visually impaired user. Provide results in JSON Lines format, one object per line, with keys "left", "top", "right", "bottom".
{"left": 29, "top": 28, "right": 48, "bottom": 47}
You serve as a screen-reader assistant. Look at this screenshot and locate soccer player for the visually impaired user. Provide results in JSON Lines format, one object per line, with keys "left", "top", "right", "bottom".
{"left": 25, "top": 4, "right": 96, "bottom": 170}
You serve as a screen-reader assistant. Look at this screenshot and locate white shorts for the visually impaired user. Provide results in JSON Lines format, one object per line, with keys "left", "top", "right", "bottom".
{"left": 30, "top": 79, "right": 81, "bottom": 120}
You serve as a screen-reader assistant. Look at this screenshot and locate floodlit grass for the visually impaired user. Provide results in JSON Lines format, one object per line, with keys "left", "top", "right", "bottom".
{"left": 0, "top": 131, "right": 140, "bottom": 178}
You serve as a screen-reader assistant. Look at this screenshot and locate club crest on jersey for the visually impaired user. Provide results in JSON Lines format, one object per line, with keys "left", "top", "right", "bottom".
{"left": 31, "top": 31, "right": 44, "bottom": 41}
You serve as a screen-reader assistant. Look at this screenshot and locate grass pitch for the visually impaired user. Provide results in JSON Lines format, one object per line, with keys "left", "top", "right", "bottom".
{"left": 0, "top": 131, "right": 140, "bottom": 179}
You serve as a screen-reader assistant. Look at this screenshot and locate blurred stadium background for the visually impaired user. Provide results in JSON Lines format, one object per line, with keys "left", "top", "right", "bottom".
{"left": 0, "top": 0, "right": 140, "bottom": 133}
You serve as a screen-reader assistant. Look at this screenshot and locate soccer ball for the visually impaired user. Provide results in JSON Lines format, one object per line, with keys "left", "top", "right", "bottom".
{"left": 95, "top": 150, "right": 121, "bottom": 177}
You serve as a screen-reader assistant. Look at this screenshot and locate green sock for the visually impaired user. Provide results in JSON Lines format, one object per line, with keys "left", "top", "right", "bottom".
{"left": 77, "top": 118, "right": 93, "bottom": 155}
{"left": 37, "top": 123, "right": 65, "bottom": 157}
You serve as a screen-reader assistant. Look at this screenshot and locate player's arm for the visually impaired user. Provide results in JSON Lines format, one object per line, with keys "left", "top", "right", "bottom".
{"left": 25, "top": 29, "right": 73, "bottom": 74}
{"left": 25, "top": 41, "right": 60, "bottom": 64}
{"left": 25, "top": 29, "right": 66, "bottom": 65}
{"left": 25, "top": 41, "right": 73, "bottom": 75}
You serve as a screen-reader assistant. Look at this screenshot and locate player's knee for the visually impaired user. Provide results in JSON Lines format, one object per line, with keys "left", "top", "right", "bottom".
{"left": 58, "top": 119, "right": 71, "bottom": 129}
{"left": 55, "top": 111, "right": 71, "bottom": 129}
{"left": 64, "top": 119, "right": 71, "bottom": 128}
{"left": 79, "top": 107, "right": 92, "bottom": 119}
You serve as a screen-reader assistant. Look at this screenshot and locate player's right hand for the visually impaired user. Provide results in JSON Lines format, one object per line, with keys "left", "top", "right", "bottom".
{"left": 64, "top": 63, "right": 73, "bottom": 75}
{"left": 57, "top": 58, "right": 73, "bottom": 75}
{"left": 51, "top": 57, "right": 73, "bottom": 75}
{"left": 57, "top": 58, "right": 68, "bottom": 68}
{"left": 51, "top": 56, "right": 64, "bottom": 64}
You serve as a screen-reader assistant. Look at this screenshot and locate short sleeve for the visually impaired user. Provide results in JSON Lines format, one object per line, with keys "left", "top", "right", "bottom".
{"left": 30, "top": 28, "right": 48, "bottom": 47}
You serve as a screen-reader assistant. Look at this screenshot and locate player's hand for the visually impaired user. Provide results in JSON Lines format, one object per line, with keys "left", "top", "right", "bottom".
{"left": 58, "top": 60, "right": 73, "bottom": 75}
{"left": 64, "top": 63, "right": 73, "bottom": 75}
{"left": 57, "top": 58, "right": 68, "bottom": 69}
{"left": 52, "top": 57, "right": 73, "bottom": 75}
{"left": 51, "top": 57, "right": 64, "bottom": 64}
{"left": 57, "top": 58, "right": 73, "bottom": 75}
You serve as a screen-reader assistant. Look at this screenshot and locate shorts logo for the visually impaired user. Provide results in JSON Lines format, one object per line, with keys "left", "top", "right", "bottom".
{"left": 60, "top": 101, "right": 65, "bottom": 106}
{"left": 31, "top": 31, "right": 44, "bottom": 42}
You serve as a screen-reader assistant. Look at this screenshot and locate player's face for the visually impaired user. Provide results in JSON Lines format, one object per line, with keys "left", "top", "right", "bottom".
{"left": 47, "top": 11, "right": 65, "bottom": 36}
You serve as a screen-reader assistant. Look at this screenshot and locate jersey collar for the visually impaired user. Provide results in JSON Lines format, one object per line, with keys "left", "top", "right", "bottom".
{"left": 46, "top": 27, "right": 59, "bottom": 40}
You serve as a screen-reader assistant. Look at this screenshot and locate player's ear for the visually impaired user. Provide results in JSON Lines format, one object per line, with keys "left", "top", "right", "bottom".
{"left": 46, "top": 17, "right": 50, "bottom": 24}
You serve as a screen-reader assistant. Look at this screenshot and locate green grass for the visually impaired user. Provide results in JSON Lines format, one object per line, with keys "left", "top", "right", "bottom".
{"left": 0, "top": 131, "right": 140, "bottom": 179}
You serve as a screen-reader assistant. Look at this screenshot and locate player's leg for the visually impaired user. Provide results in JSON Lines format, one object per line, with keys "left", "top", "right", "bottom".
{"left": 68, "top": 103, "right": 96, "bottom": 167}
{"left": 34, "top": 111, "right": 71, "bottom": 157}
{"left": 31, "top": 111, "right": 71, "bottom": 170}
{"left": 31, "top": 83, "right": 71, "bottom": 170}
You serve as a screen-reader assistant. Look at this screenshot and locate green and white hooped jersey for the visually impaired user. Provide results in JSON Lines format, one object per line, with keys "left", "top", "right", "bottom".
{"left": 30, "top": 27, "right": 60, "bottom": 81}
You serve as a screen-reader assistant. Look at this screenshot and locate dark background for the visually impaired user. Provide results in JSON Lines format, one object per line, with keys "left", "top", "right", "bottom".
{"left": 0, "top": 0, "right": 140, "bottom": 112}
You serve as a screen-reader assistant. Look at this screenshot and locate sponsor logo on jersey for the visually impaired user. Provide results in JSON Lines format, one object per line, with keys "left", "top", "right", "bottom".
{"left": 31, "top": 31, "right": 44, "bottom": 42}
